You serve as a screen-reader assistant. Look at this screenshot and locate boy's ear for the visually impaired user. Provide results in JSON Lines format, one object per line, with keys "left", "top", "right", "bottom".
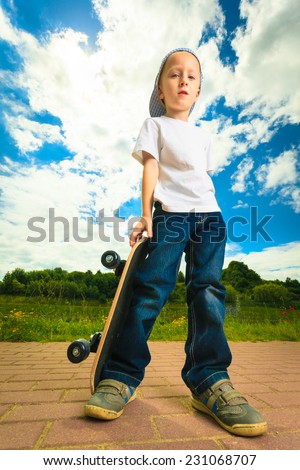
{"left": 158, "top": 85, "right": 164, "bottom": 100}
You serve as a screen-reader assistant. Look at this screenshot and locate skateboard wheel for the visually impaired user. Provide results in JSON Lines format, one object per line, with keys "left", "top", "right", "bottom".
{"left": 67, "top": 339, "right": 90, "bottom": 364}
{"left": 101, "top": 250, "right": 120, "bottom": 269}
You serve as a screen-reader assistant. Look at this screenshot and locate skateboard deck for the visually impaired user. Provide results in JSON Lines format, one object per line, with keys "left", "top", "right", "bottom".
{"left": 90, "top": 236, "right": 148, "bottom": 393}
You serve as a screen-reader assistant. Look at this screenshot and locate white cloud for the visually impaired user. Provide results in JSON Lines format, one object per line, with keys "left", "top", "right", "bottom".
{"left": 256, "top": 149, "right": 299, "bottom": 212}
{"left": 228, "top": 0, "right": 300, "bottom": 123}
{"left": 4, "top": 114, "right": 64, "bottom": 153}
{"left": 200, "top": 113, "right": 276, "bottom": 171}
{"left": 224, "top": 242, "right": 300, "bottom": 281}
{"left": 0, "top": 155, "right": 140, "bottom": 280}
{"left": 231, "top": 157, "right": 254, "bottom": 193}
{"left": 225, "top": 242, "right": 244, "bottom": 256}
{"left": 278, "top": 185, "right": 300, "bottom": 213}
{"left": 232, "top": 200, "right": 249, "bottom": 209}
{"left": 0, "top": 5, "right": 19, "bottom": 43}
{"left": 196, "top": 38, "right": 230, "bottom": 114}
{"left": 256, "top": 150, "right": 298, "bottom": 190}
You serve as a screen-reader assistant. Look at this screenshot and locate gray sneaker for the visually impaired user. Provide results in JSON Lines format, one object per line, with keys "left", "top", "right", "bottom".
{"left": 191, "top": 379, "right": 267, "bottom": 437}
{"left": 84, "top": 379, "right": 136, "bottom": 420}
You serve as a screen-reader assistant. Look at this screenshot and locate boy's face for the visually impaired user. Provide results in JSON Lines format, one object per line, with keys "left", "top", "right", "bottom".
{"left": 158, "top": 51, "right": 201, "bottom": 119}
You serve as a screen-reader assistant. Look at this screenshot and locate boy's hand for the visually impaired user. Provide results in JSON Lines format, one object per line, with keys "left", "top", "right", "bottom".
{"left": 129, "top": 216, "right": 152, "bottom": 246}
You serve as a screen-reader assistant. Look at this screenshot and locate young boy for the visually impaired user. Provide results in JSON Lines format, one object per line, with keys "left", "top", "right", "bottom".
{"left": 85, "top": 48, "right": 267, "bottom": 437}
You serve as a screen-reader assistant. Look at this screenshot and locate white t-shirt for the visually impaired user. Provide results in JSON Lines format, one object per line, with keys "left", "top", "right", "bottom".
{"left": 132, "top": 116, "right": 220, "bottom": 213}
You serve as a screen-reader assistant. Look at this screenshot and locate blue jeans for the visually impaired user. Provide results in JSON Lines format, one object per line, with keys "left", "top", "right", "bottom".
{"left": 102, "top": 203, "right": 232, "bottom": 395}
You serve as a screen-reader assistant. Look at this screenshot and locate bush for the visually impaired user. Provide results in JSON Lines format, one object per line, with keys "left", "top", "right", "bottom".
{"left": 169, "top": 283, "right": 186, "bottom": 302}
{"left": 252, "top": 283, "right": 289, "bottom": 305}
{"left": 225, "top": 285, "right": 238, "bottom": 303}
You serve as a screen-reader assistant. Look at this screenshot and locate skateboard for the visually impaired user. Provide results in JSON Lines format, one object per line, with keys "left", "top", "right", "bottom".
{"left": 67, "top": 236, "right": 149, "bottom": 393}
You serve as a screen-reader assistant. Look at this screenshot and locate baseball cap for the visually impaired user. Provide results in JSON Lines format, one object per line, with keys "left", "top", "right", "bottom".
{"left": 149, "top": 47, "right": 202, "bottom": 118}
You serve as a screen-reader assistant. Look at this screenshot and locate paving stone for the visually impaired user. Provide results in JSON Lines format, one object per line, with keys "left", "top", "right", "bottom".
{"left": 142, "top": 377, "right": 169, "bottom": 386}
{"left": 33, "top": 379, "right": 88, "bottom": 390}
{"left": 0, "top": 421, "right": 46, "bottom": 449}
{"left": 235, "top": 382, "right": 274, "bottom": 393}
{"left": 154, "top": 414, "right": 229, "bottom": 439}
{"left": 8, "top": 373, "right": 73, "bottom": 382}
{"left": 63, "top": 389, "right": 91, "bottom": 402}
{"left": 262, "top": 408, "right": 300, "bottom": 432}
{"left": 0, "top": 381, "right": 37, "bottom": 391}
{"left": 264, "top": 381, "right": 300, "bottom": 392}
{"left": 0, "top": 404, "right": 13, "bottom": 418}
{"left": 141, "top": 385, "right": 189, "bottom": 398}
{"left": 0, "top": 341, "right": 299, "bottom": 451}
{"left": 0, "top": 374, "right": 13, "bottom": 381}
{"left": 41, "top": 415, "right": 155, "bottom": 448}
{"left": 254, "top": 391, "right": 300, "bottom": 408}
{"left": 222, "top": 432, "right": 300, "bottom": 450}
{"left": 164, "top": 375, "right": 187, "bottom": 386}
{"left": 128, "top": 397, "right": 190, "bottom": 415}
{"left": 0, "top": 389, "right": 63, "bottom": 404}
{"left": 229, "top": 374, "right": 261, "bottom": 384}
{"left": 111, "top": 438, "right": 222, "bottom": 450}
{"left": 2, "top": 402, "right": 85, "bottom": 422}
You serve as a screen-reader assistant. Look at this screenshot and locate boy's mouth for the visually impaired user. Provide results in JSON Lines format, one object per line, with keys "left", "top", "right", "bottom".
{"left": 178, "top": 90, "right": 188, "bottom": 95}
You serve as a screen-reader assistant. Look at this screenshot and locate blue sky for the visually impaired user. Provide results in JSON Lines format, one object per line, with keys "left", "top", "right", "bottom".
{"left": 0, "top": 0, "right": 299, "bottom": 281}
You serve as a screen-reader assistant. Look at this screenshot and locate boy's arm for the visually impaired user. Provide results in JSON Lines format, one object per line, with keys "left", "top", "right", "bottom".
{"left": 142, "top": 152, "right": 159, "bottom": 219}
{"left": 129, "top": 151, "right": 159, "bottom": 246}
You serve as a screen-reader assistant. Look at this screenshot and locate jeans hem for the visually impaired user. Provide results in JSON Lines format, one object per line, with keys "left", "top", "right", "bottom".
{"left": 187, "top": 371, "right": 230, "bottom": 395}
{"left": 102, "top": 370, "right": 142, "bottom": 389}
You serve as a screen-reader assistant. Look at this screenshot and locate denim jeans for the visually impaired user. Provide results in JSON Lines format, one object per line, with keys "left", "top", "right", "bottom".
{"left": 102, "top": 203, "right": 232, "bottom": 395}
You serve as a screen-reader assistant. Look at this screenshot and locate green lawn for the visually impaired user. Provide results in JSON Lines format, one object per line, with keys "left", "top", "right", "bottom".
{"left": 0, "top": 295, "right": 299, "bottom": 342}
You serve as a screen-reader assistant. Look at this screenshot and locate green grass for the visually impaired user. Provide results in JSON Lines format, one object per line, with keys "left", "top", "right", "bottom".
{"left": 0, "top": 295, "right": 299, "bottom": 342}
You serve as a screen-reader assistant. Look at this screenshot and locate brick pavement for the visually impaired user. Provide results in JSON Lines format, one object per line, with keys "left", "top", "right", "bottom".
{"left": 0, "top": 341, "right": 299, "bottom": 450}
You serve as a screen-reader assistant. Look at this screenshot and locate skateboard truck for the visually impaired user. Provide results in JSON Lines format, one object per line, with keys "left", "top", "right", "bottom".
{"left": 67, "top": 332, "right": 102, "bottom": 364}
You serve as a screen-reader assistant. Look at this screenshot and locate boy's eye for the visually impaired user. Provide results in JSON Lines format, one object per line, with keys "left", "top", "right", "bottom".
{"left": 189, "top": 75, "right": 195, "bottom": 80}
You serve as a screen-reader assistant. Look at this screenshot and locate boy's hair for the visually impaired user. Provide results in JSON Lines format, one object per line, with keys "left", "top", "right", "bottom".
{"left": 149, "top": 47, "right": 202, "bottom": 118}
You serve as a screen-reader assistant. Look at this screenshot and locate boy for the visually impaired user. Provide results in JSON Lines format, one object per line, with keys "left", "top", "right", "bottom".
{"left": 85, "top": 48, "right": 267, "bottom": 437}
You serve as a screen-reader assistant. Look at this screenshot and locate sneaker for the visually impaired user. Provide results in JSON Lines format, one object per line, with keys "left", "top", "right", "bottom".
{"left": 84, "top": 379, "right": 136, "bottom": 420}
{"left": 191, "top": 379, "right": 267, "bottom": 437}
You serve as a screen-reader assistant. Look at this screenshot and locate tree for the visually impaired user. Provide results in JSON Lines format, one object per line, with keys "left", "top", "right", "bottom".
{"left": 11, "top": 279, "right": 26, "bottom": 295}
{"left": 1, "top": 268, "right": 28, "bottom": 294}
{"left": 284, "top": 278, "right": 300, "bottom": 304}
{"left": 222, "top": 261, "right": 262, "bottom": 292}
{"left": 93, "top": 271, "right": 118, "bottom": 299}
{"left": 3, "top": 262, "right": 297, "bottom": 305}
